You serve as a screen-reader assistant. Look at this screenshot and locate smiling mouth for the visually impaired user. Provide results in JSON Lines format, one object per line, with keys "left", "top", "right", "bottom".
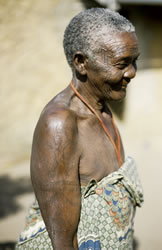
{"left": 112, "top": 79, "right": 130, "bottom": 91}
{"left": 111, "top": 84, "right": 127, "bottom": 91}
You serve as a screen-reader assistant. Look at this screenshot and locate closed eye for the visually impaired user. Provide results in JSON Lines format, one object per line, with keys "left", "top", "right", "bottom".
{"left": 114, "top": 53, "right": 140, "bottom": 70}
{"left": 116, "top": 63, "right": 129, "bottom": 69}
{"left": 115, "top": 56, "right": 139, "bottom": 70}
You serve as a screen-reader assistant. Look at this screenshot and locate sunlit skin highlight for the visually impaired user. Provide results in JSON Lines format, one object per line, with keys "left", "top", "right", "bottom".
{"left": 30, "top": 30, "right": 139, "bottom": 249}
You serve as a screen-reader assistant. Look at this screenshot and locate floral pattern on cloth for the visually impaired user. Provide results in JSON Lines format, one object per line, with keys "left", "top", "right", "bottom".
{"left": 18, "top": 200, "right": 46, "bottom": 244}
{"left": 77, "top": 156, "right": 143, "bottom": 249}
{"left": 16, "top": 156, "right": 143, "bottom": 250}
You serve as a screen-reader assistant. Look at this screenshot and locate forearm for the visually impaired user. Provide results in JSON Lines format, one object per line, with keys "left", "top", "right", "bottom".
{"left": 36, "top": 184, "right": 81, "bottom": 250}
{"left": 46, "top": 207, "right": 80, "bottom": 249}
{"left": 49, "top": 230, "right": 78, "bottom": 250}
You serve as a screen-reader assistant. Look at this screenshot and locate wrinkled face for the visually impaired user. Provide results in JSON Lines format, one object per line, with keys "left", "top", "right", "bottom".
{"left": 85, "top": 31, "right": 139, "bottom": 101}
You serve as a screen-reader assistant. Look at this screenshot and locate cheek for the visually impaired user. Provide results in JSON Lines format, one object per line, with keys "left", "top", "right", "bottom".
{"left": 104, "top": 68, "right": 123, "bottom": 85}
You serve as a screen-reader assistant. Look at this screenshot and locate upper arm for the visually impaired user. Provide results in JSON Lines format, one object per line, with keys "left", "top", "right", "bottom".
{"left": 31, "top": 109, "right": 80, "bottom": 188}
{"left": 30, "top": 108, "right": 81, "bottom": 247}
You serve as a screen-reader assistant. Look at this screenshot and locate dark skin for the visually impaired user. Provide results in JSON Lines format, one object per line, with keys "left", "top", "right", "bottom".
{"left": 31, "top": 31, "right": 139, "bottom": 249}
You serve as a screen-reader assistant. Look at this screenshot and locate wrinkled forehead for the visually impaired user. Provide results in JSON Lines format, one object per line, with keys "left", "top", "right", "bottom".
{"left": 96, "top": 31, "right": 139, "bottom": 58}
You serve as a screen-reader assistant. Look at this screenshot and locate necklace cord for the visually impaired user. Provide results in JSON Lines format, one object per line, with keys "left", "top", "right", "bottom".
{"left": 70, "top": 82, "right": 123, "bottom": 166}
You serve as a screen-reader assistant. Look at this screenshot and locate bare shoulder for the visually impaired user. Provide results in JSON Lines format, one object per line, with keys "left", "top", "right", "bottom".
{"left": 33, "top": 100, "right": 78, "bottom": 146}
{"left": 31, "top": 99, "right": 80, "bottom": 178}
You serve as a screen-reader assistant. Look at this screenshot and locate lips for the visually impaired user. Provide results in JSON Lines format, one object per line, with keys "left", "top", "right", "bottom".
{"left": 111, "top": 83, "right": 127, "bottom": 91}
{"left": 112, "top": 79, "right": 130, "bottom": 91}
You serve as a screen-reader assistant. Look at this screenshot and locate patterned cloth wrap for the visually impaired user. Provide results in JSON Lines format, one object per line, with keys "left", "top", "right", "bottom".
{"left": 16, "top": 156, "right": 143, "bottom": 250}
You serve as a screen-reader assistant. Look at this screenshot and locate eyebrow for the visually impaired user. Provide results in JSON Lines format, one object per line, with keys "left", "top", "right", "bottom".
{"left": 116, "top": 53, "right": 140, "bottom": 62}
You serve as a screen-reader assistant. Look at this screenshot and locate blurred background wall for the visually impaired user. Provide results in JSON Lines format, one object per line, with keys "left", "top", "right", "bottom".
{"left": 0, "top": 0, "right": 162, "bottom": 249}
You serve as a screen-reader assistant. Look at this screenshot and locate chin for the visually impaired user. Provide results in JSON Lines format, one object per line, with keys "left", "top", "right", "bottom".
{"left": 106, "top": 89, "right": 126, "bottom": 102}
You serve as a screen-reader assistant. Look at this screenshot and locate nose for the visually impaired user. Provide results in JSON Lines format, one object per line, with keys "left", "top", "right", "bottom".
{"left": 123, "top": 64, "right": 136, "bottom": 79}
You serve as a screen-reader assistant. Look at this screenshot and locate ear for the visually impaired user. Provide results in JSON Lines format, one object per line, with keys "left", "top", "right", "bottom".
{"left": 73, "top": 52, "right": 88, "bottom": 75}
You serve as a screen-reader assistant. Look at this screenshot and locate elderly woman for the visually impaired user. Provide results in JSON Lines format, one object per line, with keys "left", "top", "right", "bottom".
{"left": 16, "top": 8, "right": 143, "bottom": 250}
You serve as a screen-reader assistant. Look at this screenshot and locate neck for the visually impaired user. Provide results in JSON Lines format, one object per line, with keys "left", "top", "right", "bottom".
{"left": 71, "top": 77, "right": 105, "bottom": 113}
{"left": 70, "top": 80, "right": 122, "bottom": 166}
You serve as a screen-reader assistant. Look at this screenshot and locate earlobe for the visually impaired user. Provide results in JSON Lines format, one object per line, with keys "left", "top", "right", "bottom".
{"left": 73, "top": 52, "right": 87, "bottom": 75}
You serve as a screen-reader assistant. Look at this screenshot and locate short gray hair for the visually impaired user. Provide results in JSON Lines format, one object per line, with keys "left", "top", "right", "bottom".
{"left": 63, "top": 8, "right": 135, "bottom": 67}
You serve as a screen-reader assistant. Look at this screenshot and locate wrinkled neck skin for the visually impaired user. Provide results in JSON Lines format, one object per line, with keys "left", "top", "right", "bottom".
{"left": 71, "top": 73, "right": 109, "bottom": 115}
